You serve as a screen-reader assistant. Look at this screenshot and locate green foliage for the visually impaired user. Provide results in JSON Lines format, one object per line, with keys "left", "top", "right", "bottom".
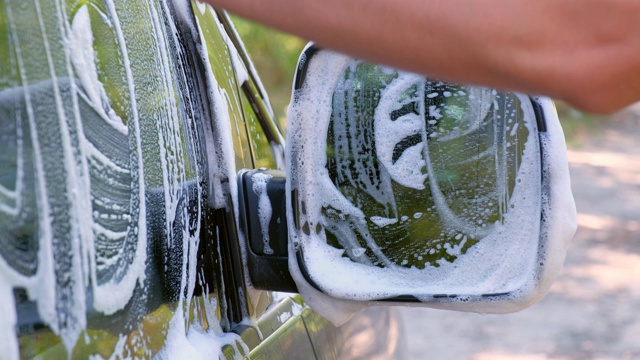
{"left": 230, "top": 16, "right": 306, "bottom": 129}
{"left": 555, "top": 101, "right": 603, "bottom": 148}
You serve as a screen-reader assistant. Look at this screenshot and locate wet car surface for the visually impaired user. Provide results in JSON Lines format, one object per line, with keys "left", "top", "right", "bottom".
{"left": 0, "top": 1, "right": 400, "bottom": 358}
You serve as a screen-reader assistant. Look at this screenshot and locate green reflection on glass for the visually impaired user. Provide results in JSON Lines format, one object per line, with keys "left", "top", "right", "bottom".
{"left": 324, "top": 63, "right": 530, "bottom": 269}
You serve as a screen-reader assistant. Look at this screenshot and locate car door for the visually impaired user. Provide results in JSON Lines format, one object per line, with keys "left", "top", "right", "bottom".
{"left": 0, "top": 1, "right": 404, "bottom": 358}
{"left": 0, "top": 0, "right": 312, "bottom": 358}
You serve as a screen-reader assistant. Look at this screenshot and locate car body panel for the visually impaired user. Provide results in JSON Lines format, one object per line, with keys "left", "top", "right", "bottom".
{"left": 0, "top": 1, "right": 399, "bottom": 359}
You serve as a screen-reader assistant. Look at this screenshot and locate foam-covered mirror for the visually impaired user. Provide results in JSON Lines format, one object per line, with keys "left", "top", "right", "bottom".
{"left": 286, "top": 45, "right": 576, "bottom": 320}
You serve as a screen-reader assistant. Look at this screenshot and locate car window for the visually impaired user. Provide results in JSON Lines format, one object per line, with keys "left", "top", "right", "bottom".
{"left": 190, "top": 4, "right": 253, "bottom": 172}
{"left": 240, "top": 90, "right": 279, "bottom": 170}
{"left": 0, "top": 1, "right": 254, "bottom": 358}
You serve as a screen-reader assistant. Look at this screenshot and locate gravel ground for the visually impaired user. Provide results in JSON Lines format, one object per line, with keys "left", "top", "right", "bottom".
{"left": 395, "top": 108, "right": 640, "bottom": 360}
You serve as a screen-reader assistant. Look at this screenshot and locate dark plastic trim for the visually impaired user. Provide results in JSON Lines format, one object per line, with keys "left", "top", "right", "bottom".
{"left": 531, "top": 96, "right": 548, "bottom": 132}
{"left": 237, "top": 169, "right": 298, "bottom": 292}
{"left": 293, "top": 44, "right": 322, "bottom": 91}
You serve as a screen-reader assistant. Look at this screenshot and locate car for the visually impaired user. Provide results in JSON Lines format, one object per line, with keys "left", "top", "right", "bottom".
{"left": 0, "top": 1, "right": 403, "bottom": 358}
{"left": 0, "top": 0, "right": 575, "bottom": 359}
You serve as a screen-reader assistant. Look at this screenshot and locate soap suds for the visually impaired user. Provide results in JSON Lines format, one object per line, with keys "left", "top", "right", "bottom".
{"left": 252, "top": 173, "right": 275, "bottom": 254}
{"left": 370, "top": 216, "right": 398, "bottom": 228}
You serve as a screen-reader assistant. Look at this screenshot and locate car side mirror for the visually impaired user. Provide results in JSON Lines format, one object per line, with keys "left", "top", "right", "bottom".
{"left": 281, "top": 45, "right": 576, "bottom": 323}
{"left": 238, "top": 44, "right": 576, "bottom": 324}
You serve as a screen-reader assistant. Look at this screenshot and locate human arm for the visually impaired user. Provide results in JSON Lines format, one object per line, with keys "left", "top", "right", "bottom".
{"left": 205, "top": 0, "right": 640, "bottom": 113}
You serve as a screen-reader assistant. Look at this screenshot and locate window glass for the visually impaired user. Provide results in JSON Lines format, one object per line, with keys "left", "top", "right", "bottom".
{"left": 191, "top": 5, "right": 253, "bottom": 171}
{"left": 240, "top": 91, "right": 278, "bottom": 170}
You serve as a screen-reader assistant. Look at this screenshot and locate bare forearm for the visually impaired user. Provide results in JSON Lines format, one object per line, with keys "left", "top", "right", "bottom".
{"left": 206, "top": 0, "right": 640, "bottom": 113}
{"left": 205, "top": 0, "right": 492, "bottom": 82}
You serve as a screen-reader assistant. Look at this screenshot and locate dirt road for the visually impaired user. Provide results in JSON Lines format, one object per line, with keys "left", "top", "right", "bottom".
{"left": 396, "top": 109, "right": 640, "bottom": 359}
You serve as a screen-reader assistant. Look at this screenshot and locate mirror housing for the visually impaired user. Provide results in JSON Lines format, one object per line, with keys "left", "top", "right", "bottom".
{"left": 237, "top": 169, "right": 297, "bottom": 292}
{"left": 283, "top": 45, "right": 576, "bottom": 322}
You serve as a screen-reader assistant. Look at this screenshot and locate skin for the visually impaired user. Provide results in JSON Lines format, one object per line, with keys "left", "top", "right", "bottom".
{"left": 205, "top": 0, "right": 640, "bottom": 113}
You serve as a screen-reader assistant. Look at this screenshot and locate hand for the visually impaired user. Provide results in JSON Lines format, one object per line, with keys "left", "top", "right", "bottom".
{"left": 205, "top": 0, "right": 640, "bottom": 113}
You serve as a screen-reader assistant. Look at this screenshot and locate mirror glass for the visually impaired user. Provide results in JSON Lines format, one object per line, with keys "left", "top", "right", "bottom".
{"left": 287, "top": 50, "right": 561, "bottom": 307}
{"left": 326, "top": 63, "right": 536, "bottom": 269}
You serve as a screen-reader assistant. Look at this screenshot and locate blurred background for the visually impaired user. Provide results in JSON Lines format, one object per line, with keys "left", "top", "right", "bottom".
{"left": 234, "top": 17, "right": 640, "bottom": 360}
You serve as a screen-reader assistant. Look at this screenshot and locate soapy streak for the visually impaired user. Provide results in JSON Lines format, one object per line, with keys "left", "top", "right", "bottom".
{"left": 161, "top": 0, "right": 205, "bottom": 325}
{"left": 252, "top": 173, "right": 275, "bottom": 255}
{"left": 92, "top": 0, "right": 148, "bottom": 318}
{"left": 75, "top": 90, "right": 127, "bottom": 135}
{"left": 289, "top": 53, "right": 395, "bottom": 268}
{"left": 35, "top": 0, "right": 89, "bottom": 351}
{"left": 70, "top": 5, "right": 127, "bottom": 135}
{"left": 346, "top": 72, "right": 502, "bottom": 244}
{"left": 436, "top": 88, "right": 493, "bottom": 142}
{"left": 6, "top": 5, "right": 57, "bottom": 357}
{"left": 374, "top": 75, "right": 428, "bottom": 192}
{"left": 0, "top": 90, "right": 24, "bottom": 217}
{"left": 2, "top": 1, "right": 67, "bottom": 356}
{"left": 423, "top": 118, "right": 493, "bottom": 238}
{"left": 332, "top": 69, "right": 398, "bottom": 215}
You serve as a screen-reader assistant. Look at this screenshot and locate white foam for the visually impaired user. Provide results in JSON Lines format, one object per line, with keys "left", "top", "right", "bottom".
{"left": 195, "top": 1, "right": 207, "bottom": 15}
{"left": 370, "top": 216, "right": 398, "bottom": 228}
{"left": 278, "top": 311, "right": 293, "bottom": 323}
{"left": 252, "top": 173, "right": 275, "bottom": 254}
{"left": 229, "top": 44, "right": 250, "bottom": 86}
{"left": 91, "top": 0, "right": 148, "bottom": 317}
{"left": 0, "top": 281, "right": 18, "bottom": 360}
{"left": 374, "top": 74, "right": 428, "bottom": 190}
{"left": 36, "top": 0, "right": 88, "bottom": 350}
{"left": 160, "top": 307, "right": 249, "bottom": 360}
{"left": 69, "top": 5, "right": 127, "bottom": 134}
